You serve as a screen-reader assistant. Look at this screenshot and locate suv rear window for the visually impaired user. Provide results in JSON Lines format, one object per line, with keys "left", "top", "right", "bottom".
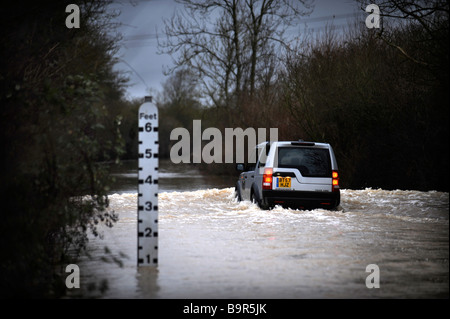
{"left": 277, "top": 147, "right": 331, "bottom": 177}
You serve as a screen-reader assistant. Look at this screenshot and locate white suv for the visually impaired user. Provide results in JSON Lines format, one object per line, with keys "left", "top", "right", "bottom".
{"left": 235, "top": 140, "right": 340, "bottom": 210}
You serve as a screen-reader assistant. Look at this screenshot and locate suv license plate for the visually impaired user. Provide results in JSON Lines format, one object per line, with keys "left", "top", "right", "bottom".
{"left": 277, "top": 177, "right": 291, "bottom": 188}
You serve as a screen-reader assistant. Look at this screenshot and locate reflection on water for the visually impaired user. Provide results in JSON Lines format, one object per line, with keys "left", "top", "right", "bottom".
{"left": 109, "top": 159, "right": 236, "bottom": 193}
{"left": 69, "top": 161, "right": 449, "bottom": 299}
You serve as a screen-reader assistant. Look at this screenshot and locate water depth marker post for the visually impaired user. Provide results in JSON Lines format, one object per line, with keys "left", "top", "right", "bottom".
{"left": 137, "top": 96, "right": 159, "bottom": 266}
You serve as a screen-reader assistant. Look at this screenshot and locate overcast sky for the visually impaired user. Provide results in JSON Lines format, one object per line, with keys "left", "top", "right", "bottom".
{"left": 110, "top": 0, "right": 364, "bottom": 100}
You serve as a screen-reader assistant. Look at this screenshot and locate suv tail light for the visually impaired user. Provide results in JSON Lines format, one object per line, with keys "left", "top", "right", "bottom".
{"left": 263, "top": 168, "right": 273, "bottom": 190}
{"left": 332, "top": 170, "right": 339, "bottom": 192}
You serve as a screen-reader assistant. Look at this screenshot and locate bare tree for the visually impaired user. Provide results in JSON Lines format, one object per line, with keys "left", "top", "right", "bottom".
{"left": 358, "top": 0, "right": 449, "bottom": 68}
{"left": 158, "top": 0, "right": 313, "bottom": 123}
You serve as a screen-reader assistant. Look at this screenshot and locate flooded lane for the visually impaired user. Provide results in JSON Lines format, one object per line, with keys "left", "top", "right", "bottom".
{"left": 72, "top": 163, "right": 448, "bottom": 299}
{"left": 109, "top": 160, "right": 236, "bottom": 193}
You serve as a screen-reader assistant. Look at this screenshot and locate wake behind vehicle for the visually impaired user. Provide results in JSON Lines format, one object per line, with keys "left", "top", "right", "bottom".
{"left": 235, "top": 140, "right": 340, "bottom": 210}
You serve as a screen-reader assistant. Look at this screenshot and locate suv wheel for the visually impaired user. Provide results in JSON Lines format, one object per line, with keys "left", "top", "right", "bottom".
{"left": 250, "top": 190, "right": 257, "bottom": 206}
{"left": 234, "top": 183, "right": 242, "bottom": 202}
{"left": 251, "top": 188, "right": 270, "bottom": 210}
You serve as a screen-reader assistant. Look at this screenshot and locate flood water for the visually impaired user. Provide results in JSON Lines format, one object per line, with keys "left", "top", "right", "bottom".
{"left": 70, "top": 160, "right": 449, "bottom": 299}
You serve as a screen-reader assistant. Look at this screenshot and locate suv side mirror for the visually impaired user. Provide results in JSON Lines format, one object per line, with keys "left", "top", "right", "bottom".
{"left": 236, "top": 163, "right": 245, "bottom": 171}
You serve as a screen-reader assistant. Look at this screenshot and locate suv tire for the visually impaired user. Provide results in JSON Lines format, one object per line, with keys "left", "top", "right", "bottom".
{"left": 251, "top": 187, "right": 270, "bottom": 210}
{"left": 235, "top": 183, "right": 242, "bottom": 202}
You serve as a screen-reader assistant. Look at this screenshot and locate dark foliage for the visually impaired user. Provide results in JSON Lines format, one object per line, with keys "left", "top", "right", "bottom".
{"left": 0, "top": 0, "right": 128, "bottom": 297}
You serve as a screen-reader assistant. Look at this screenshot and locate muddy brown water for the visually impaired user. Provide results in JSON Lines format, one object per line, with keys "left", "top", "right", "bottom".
{"left": 69, "top": 161, "right": 448, "bottom": 298}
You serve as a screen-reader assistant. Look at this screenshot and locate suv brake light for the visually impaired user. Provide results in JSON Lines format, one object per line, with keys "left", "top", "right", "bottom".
{"left": 263, "top": 168, "right": 273, "bottom": 190}
{"left": 332, "top": 170, "right": 339, "bottom": 192}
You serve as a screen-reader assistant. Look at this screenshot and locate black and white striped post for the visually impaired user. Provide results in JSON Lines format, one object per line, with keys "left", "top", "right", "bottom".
{"left": 137, "top": 96, "right": 159, "bottom": 266}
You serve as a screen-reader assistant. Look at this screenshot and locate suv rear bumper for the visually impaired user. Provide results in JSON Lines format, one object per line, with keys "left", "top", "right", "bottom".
{"left": 262, "top": 190, "right": 340, "bottom": 209}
